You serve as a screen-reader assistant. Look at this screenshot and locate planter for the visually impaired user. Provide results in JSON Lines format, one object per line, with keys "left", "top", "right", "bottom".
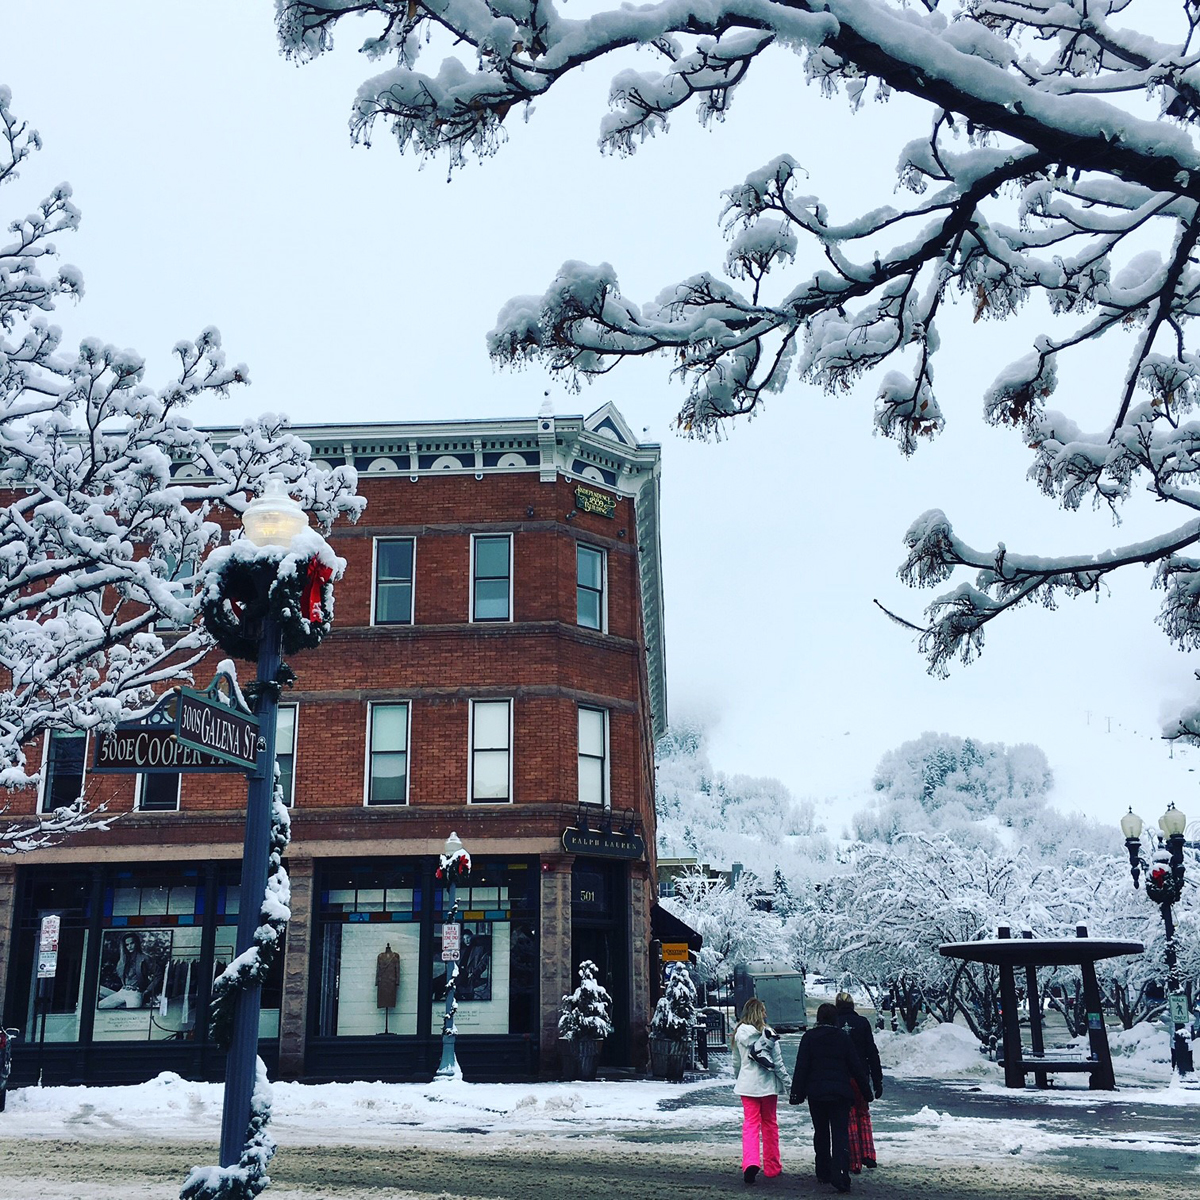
{"left": 561, "top": 1035, "right": 602, "bottom": 1081}
{"left": 649, "top": 1035, "right": 689, "bottom": 1081}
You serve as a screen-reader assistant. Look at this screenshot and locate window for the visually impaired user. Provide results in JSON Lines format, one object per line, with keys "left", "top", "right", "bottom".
{"left": 275, "top": 705, "right": 297, "bottom": 806}
{"left": 373, "top": 538, "right": 415, "bottom": 625}
{"left": 136, "top": 772, "right": 180, "bottom": 812}
{"left": 471, "top": 534, "right": 511, "bottom": 621}
{"left": 40, "top": 730, "right": 87, "bottom": 813}
{"left": 576, "top": 544, "right": 606, "bottom": 630}
{"left": 470, "top": 700, "right": 511, "bottom": 803}
{"left": 367, "top": 703, "right": 410, "bottom": 805}
{"left": 154, "top": 552, "right": 198, "bottom": 630}
{"left": 578, "top": 706, "right": 608, "bottom": 807}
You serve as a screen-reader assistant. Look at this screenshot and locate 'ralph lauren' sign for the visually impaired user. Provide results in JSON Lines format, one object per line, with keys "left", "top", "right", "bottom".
{"left": 562, "top": 826, "right": 646, "bottom": 860}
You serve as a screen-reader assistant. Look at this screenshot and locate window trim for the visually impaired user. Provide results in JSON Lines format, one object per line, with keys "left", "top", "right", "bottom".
{"left": 469, "top": 533, "right": 513, "bottom": 623}
{"left": 365, "top": 700, "right": 412, "bottom": 807}
{"left": 275, "top": 704, "right": 298, "bottom": 807}
{"left": 577, "top": 705, "right": 610, "bottom": 809}
{"left": 576, "top": 543, "right": 608, "bottom": 633}
{"left": 135, "top": 771, "right": 182, "bottom": 813}
{"left": 38, "top": 730, "right": 89, "bottom": 815}
{"left": 468, "top": 698, "right": 513, "bottom": 805}
{"left": 371, "top": 536, "right": 417, "bottom": 626}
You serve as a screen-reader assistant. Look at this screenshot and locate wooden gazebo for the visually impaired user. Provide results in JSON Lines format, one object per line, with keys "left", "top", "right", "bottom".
{"left": 940, "top": 924, "right": 1143, "bottom": 1090}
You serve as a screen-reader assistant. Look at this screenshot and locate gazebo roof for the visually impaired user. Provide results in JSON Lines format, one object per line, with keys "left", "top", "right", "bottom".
{"left": 939, "top": 937, "right": 1143, "bottom": 967}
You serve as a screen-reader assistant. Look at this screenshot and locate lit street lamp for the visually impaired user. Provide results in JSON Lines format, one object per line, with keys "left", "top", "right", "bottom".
{"left": 1120, "top": 804, "right": 1194, "bottom": 1078}
{"left": 436, "top": 831, "right": 471, "bottom": 1079}
{"left": 218, "top": 480, "right": 308, "bottom": 1166}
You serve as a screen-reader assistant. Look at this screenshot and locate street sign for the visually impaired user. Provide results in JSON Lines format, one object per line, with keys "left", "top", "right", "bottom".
{"left": 661, "top": 942, "right": 689, "bottom": 962}
{"left": 1168, "top": 992, "right": 1189, "bottom": 1027}
{"left": 175, "top": 686, "right": 260, "bottom": 770}
{"left": 37, "top": 914, "right": 60, "bottom": 979}
{"left": 441, "top": 923, "right": 461, "bottom": 962}
{"left": 93, "top": 726, "right": 240, "bottom": 774}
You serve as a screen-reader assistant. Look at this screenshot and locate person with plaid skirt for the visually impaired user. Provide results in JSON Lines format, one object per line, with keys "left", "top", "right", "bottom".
{"left": 834, "top": 992, "right": 884, "bottom": 1173}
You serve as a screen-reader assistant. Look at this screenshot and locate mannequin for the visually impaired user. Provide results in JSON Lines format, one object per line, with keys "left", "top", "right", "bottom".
{"left": 376, "top": 943, "right": 400, "bottom": 1033}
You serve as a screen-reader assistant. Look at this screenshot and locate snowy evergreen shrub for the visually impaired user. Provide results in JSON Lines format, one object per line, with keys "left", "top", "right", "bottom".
{"left": 558, "top": 959, "right": 613, "bottom": 1042}
{"left": 649, "top": 964, "right": 698, "bottom": 1042}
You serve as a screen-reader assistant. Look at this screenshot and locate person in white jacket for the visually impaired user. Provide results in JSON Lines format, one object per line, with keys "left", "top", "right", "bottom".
{"left": 731, "top": 997, "right": 792, "bottom": 1185}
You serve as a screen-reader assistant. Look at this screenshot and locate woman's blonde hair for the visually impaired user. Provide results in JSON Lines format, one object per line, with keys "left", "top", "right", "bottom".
{"left": 733, "top": 997, "right": 768, "bottom": 1044}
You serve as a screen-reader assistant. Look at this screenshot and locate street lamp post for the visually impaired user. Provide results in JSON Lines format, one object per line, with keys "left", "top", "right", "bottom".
{"left": 436, "top": 831, "right": 470, "bottom": 1079}
{"left": 218, "top": 480, "right": 309, "bottom": 1167}
{"left": 1120, "top": 804, "right": 1194, "bottom": 1078}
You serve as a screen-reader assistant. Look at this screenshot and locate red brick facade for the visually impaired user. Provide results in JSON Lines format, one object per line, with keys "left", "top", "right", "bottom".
{"left": 0, "top": 408, "right": 664, "bottom": 1084}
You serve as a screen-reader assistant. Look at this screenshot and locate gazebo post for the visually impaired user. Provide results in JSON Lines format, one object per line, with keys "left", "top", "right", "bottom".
{"left": 1077, "top": 926, "right": 1115, "bottom": 1090}
{"left": 997, "top": 928, "right": 1025, "bottom": 1089}
{"left": 1022, "top": 931, "right": 1047, "bottom": 1088}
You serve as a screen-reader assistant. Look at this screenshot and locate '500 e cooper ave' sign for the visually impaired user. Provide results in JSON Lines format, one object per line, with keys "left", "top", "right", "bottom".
{"left": 174, "top": 687, "right": 260, "bottom": 771}
{"left": 93, "top": 727, "right": 233, "bottom": 774}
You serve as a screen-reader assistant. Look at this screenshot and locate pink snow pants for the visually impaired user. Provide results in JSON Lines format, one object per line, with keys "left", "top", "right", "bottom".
{"left": 741, "top": 1095, "right": 782, "bottom": 1176}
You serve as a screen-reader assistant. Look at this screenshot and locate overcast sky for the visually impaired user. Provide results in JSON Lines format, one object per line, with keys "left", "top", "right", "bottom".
{"left": 5, "top": 1, "right": 1199, "bottom": 833}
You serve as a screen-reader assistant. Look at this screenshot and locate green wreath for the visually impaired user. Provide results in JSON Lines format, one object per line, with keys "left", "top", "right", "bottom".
{"left": 201, "top": 555, "right": 334, "bottom": 662}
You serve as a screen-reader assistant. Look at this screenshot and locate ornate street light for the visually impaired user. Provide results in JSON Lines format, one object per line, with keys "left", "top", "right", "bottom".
{"left": 1119, "top": 805, "right": 1193, "bottom": 1077}
{"left": 435, "top": 831, "right": 471, "bottom": 1079}
{"left": 242, "top": 477, "right": 309, "bottom": 547}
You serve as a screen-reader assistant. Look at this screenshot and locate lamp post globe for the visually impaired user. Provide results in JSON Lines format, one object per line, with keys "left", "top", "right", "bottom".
{"left": 1160, "top": 803, "right": 1187, "bottom": 840}
{"left": 242, "top": 477, "right": 308, "bottom": 547}
{"left": 1121, "top": 808, "right": 1145, "bottom": 889}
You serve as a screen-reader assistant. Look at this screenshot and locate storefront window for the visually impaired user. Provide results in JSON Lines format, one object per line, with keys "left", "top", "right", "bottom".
{"left": 15, "top": 877, "right": 90, "bottom": 1043}
{"left": 430, "top": 860, "right": 538, "bottom": 1036}
{"left": 314, "top": 863, "right": 422, "bottom": 1038}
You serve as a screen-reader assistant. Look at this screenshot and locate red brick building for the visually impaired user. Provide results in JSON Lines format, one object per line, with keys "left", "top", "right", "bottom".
{"left": 0, "top": 404, "right": 665, "bottom": 1083}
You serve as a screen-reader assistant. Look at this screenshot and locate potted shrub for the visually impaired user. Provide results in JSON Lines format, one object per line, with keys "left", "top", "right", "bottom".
{"left": 648, "top": 963, "right": 697, "bottom": 1080}
{"left": 558, "top": 959, "right": 613, "bottom": 1080}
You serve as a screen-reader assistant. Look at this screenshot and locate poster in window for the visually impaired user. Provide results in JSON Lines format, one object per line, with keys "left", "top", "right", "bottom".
{"left": 96, "top": 929, "right": 172, "bottom": 1010}
{"left": 433, "top": 921, "right": 492, "bottom": 1002}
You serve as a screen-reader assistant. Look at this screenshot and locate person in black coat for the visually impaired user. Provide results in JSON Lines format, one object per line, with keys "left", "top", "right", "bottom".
{"left": 789, "top": 1002, "right": 872, "bottom": 1193}
{"left": 835, "top": 992, "right": 883, "bottom": 1171}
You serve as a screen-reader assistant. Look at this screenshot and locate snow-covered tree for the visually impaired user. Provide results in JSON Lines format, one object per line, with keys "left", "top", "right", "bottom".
{"left": 558, "top": 959, "right": 614, "bottom": 1041}
{"left": 649, "top": 962, "right": 698, "bottom": 1042}
{"left": 662, "top": 867, "right": 785, "bottom": 982}
{"left": 655, "top": 717, "right": 830, "bottom": 880}
{"left": 857, "top": 732, "right": 1053, "bottom": 846}
{"left": 0, "top": 86, "right": 363, "bottom": 851}
{"left": 277, "top": 0, "right": 1200, "bottom": 733}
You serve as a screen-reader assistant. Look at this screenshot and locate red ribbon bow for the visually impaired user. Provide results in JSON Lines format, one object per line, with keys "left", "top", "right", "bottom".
{"left": 301, "top": 557, "right": 334, "bottom": 622}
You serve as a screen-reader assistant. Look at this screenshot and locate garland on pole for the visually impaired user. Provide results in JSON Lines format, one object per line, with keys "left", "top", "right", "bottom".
{"left": 201, "top": 552, "right": 335, "bottom": 662}
{"left": 179, "top": 787, "right": 291, "bottom": 1200}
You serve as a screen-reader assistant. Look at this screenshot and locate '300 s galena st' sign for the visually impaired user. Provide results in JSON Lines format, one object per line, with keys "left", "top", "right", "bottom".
{"left": 174, "top": 687, "right": 260, "bottom": 770}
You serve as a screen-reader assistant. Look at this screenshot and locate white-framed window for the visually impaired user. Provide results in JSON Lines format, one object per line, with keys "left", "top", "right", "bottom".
{"left": 153, "top": 551, "right": 198, "bottom": 631}
{"left": 136, "top": 772, "right": 181, "bottom": 812}
{"left": 276, "top": 705, "right": 298, "bottom": 807}
{"left": 471, "top": 534, "right": 512, "bottom": 622}
{"left": 373, "top": 537, "right": 415, "bottom": 625}
{"left": 576, "top": 544, "right": 606, "bottom": 631}
{"left": 578, "top": 706, "right": 609, "bottom": 808}
{"left": 469, "top": 699, "right": 512, "bottom": 804}
{"left": 39, "top": 730, "right": 88, "bottom": 814}
{"left": 367, "top": 702, "right": 410, "bottom": 806}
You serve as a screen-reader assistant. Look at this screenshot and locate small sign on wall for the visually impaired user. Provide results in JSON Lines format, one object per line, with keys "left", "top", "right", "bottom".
{"left": 661, "top": 942, "right": 689, "bottom": 963}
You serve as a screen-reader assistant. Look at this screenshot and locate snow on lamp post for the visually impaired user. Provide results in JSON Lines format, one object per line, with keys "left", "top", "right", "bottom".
{"left": 435, "top": 831, "right": 471, "bottom": 1079}
{"left": 1120, "top": 804, "right": 1193, "bottom": 1077}
{"left": 183, "top": 477, "right": 340, "bottom": 1200}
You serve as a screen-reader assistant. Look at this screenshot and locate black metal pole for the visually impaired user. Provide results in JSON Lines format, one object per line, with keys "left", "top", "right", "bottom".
{"left": 219, "top": 616, "right": 282, "bottom": 1167}
{"left": 1160, "top": 901, "right": 1195, "bottom": 1076}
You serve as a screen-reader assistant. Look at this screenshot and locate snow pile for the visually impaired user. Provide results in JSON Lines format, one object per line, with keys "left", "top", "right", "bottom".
{"left": 877, "top": 1022, "right": 999, "bottom": 1081}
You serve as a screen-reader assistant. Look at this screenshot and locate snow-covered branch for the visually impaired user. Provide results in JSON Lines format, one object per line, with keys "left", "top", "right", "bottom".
{"left": 0, "top": 86, "right": 365, "bottom": 851}
{"left": 276, "top": 2, "right": 1200, "bottom": 727}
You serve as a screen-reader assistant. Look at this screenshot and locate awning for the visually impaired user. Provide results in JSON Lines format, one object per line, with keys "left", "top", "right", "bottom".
{"left": 651, "top": 904, "right": 702, "bottom": 951}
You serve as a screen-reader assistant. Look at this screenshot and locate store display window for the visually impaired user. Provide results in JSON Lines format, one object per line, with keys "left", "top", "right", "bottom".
{"left": 313, "top": 862, "right": 423, "bottom": 1038}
